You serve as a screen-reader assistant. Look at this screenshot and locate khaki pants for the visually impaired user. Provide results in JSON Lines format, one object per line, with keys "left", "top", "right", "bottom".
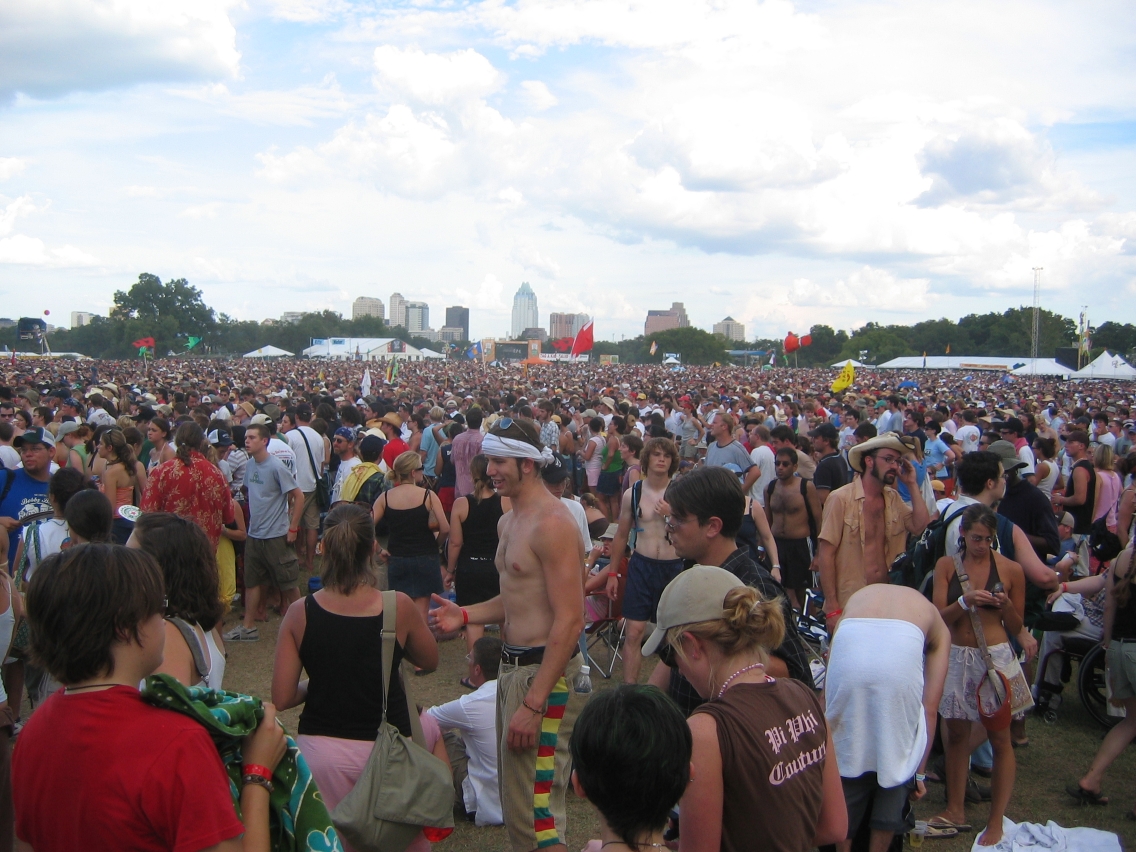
{"left": 496, "top": 655, "right": 585, "bottom": 852}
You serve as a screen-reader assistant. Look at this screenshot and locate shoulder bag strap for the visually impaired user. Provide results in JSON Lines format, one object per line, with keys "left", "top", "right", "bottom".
{"left": 168, "top": 617, "right": 210, "bottom": 684}
{"left": 380, "top": 590, "right": 427, "bottom": 747}
{"left": 800, "top": 476, "right": 817, "bottom": 541}
{"left": 297, "top": 429, "right": 319, "bottom": 479}
{"left": 0, "top": 469, "right": 15, "bottom": 505}
{"left": 952, "top": 554, "right": 1005, "bottom": 703}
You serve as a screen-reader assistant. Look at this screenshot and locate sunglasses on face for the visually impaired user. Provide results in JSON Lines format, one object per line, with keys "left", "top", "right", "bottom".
{"left": 775, "top": 461, "right": 794, "bottom": 467}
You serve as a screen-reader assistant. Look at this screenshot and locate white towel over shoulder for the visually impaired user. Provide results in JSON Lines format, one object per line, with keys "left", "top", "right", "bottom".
{"left": 825, "top": 617, "right": 927, "bottom": 788}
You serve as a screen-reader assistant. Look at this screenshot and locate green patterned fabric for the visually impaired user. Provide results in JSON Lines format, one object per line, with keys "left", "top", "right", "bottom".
{"left": 143, "top": 674, "right": 343, "bottom": 852}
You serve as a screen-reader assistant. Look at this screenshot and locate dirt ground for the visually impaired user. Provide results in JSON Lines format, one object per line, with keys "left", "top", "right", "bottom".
{"left": 219, "top": 569, "right": 1136, "bottom": 852}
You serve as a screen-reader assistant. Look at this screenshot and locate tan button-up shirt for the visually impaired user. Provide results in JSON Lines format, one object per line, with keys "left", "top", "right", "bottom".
{"left": 818, "top": 476, "right": 912, "bottom": 607}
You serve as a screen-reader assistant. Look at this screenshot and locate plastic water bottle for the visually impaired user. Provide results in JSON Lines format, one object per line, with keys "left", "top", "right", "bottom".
{"left": 573, "top": 664, "right": 592, "bottom": 695}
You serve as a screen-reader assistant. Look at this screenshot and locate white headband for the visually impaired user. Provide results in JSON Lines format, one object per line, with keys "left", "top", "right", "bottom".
{"left": 482, "top": 432, "right": 554, "bottom": 465}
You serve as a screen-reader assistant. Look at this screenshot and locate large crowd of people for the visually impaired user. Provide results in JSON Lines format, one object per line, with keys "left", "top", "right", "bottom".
{"left": 0, "top": 354, "right": 1133, "bottom": 851}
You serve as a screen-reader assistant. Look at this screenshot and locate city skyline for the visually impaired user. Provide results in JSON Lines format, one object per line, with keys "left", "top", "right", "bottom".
{"left": 3, "top": 3, "right": 1134, "bottom": 342}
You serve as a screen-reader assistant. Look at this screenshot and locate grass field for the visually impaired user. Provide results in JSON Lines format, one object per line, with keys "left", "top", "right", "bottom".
{"left": 218, "top": 580, "right": 1136, "bottom": 852}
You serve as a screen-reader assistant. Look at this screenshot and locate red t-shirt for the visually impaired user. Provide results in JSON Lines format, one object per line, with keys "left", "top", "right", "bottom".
{"left": 13, "top": 686, "right": 244, "bottom": 852}
{"left": 382, "top": 437, "right": 410, "bottom": 468}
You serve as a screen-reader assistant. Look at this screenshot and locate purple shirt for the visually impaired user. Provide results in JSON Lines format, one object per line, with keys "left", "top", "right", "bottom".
{"left": 451, "top": 430, "right": 484, "bottom": 498}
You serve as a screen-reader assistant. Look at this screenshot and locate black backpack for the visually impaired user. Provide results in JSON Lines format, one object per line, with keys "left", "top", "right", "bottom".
{"left": 889, "top": 506, "right": 967, "bottom": 593}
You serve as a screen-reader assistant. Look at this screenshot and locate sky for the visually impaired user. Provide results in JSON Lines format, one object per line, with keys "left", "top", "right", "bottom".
{"left": 1, "top": 0, "right": 1135, "bottom": 344}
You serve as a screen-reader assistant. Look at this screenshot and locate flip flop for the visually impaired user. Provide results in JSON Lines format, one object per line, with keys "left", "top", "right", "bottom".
{"left": 1012, "top": 739, "right": 1029, "bottom": 748}
{"left": 459, "top": 677, "right": 475, "bottom": 690}
{"left": 1065, "top": 783, "right": 1108, "bottom": 806}
{"left": 924, "top": 823, "right": 959, "bottom": 839}
{"left": 928, "top": 817, "right": 972, "bottom": 833}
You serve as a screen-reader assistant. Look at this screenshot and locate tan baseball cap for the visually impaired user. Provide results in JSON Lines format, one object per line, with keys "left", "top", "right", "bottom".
{"left": 642, "top": 565, "right": 743, "bottom": 657}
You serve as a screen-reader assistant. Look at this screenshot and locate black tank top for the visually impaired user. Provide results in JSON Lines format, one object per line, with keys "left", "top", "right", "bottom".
{"left": 298, "top": 595, "right": 411, "bottom": 740}
{"left": 385, "top": 489, "right": 439, "bottom": 557}
{"left": 461, "top": 493, "right": 504, "bottom": 559}
{"left": 947, "top": 553, "right": 1001, "bottom": 606}
{"left": 1113, "top": 584, "right": 1136, "bottom": 640}
{"left": 1065, "top": 460, "right": 1097, "bottom": 535}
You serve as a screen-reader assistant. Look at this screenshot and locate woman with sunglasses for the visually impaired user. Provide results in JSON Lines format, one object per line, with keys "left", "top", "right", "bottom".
{"left": 931, "top": 503, "right": 1031, "bottom": 844}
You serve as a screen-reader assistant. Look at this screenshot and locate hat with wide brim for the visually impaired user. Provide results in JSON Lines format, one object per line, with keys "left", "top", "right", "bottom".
{"left": 379, "top": 412, "right": 404, "bottom": 430}
{"left": 847, "top": 433, "right": 918, "bottom": 474}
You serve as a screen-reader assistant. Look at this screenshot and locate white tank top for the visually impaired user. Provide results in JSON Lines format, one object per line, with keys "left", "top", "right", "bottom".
{"left": 1035, "top": 460, "right": 1059, "bottom": 497}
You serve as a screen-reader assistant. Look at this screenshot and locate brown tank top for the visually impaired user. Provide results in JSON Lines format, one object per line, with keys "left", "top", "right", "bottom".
{"left": 692, "top": 679, "right": 827, "bottom": 852}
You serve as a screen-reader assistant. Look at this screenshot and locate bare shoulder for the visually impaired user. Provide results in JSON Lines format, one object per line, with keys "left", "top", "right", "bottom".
{"left": 687, "top": 710, "right": 720, "bottom": 742}
{"left": 994, "top": 552, "right": 1025, "bottom": 583}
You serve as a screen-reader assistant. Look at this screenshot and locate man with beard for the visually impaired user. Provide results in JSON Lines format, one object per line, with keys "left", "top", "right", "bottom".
{"left": 817, "top": 434, "right": 928, "bottom": 630}
{"left": 429, "top": 418, "right": 585, "bottom": 852}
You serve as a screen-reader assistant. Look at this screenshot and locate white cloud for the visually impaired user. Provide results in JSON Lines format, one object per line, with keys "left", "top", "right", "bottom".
{"left": 511, "top": 244, "right": 561, "bottom": 279}
{"left": 0, "top": 0, "right": 240, "bottom": 100}
{"left": 0, "top": 234, "right": 96, "bottom": 266}
{"left": 261, "top": 0, "right": 349, "bottom": 23}
{"left": 169, "top": 77, "right": 354, "bottom": 126}
{"left": 0, "top": 159, "right": 26, "bottom": 181}
{"left": 786, "top": 268, "right": 932, "bottom": 310}
{"left": 520, "top": 80, "right": 557, "bottom": 111}
{"left": 373, "top": 45, "right": 503, "bottom": 106}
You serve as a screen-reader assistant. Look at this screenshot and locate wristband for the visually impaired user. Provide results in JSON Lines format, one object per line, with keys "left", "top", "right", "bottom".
{"left": 522, "top": 698, "right": 544, "bottom": 716}
{"left": 915, "top": 773, "right": 926, "bottom": 782}
{"left": 288, "top": 527, "right": 299, "bottom": 533}
{"left": 461, "top": 607, "right": 469, "bottom": 626}
{"left": 772, "top": 564, "right": 781, "bottom": 570}
{"left": 825, "top": 608, "right": 842, "bottom": 620}
{"left": 1062, "top": 582, "right": 1068, "bottom": 593}
{"left": 242, "top": 773, "right": 274, "bottom": 793}
{"left": 243, "top": 763, "right": 272, "bottom": 781}
{"left": 958, "top": 597, "right": 970, "bottom": 611}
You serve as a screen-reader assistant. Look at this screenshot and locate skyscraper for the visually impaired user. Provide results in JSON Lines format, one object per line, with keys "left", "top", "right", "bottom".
{"left": 549, "top": 312, "right": 589, "bottom": 340}
{"left": 352, "top": 296, "right": 385, "bottom": 321}
{"left": 405, "top": 302, "right": 429, "bottom": 333}
{"left": 511, "top": 282, "right": 538, "bottom": 339}
{"left": 713, "top": 316, "right": 745, "bottom": 342}
{"left": 389, "top": 292, "right": 407, "bottom": 328}
{"left": 445, "top": 306, "right": 470, "bottom": 340}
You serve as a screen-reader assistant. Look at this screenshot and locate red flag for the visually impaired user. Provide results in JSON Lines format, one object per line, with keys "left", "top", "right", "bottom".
{"left": 570, "top": 320, "right": 594, "bottom": 357}
{"left": 551, "top": 337, "right": 574, "bottom": 352}
{"left": 800, "top": 334, "right": 813, "bottom": 347}
{"left": 784, "top": 332, "right": 800, "bottom": 353}
{"left": 132, "top": 337, "right": 155, "bottom": 349}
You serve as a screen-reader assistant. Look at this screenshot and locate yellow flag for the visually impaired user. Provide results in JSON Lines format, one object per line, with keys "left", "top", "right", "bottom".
{"left": 831, "top": 361, "right": 855, "bottom": 393}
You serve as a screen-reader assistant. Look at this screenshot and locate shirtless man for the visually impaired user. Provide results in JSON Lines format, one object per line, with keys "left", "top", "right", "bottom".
{"left": 765, "top": 446, "right": 822, "bottom": 610}
{"left": 603, "top": 437, "right": 684, "bottom": 683}
{"left": 827, "top": 585, "right": 950, "bottom": 852}
{"left": 430, "top": 418, "right": 585, "bottom": 852}
{"left": 816, "top": 434, "right": 929, "bottom": 631}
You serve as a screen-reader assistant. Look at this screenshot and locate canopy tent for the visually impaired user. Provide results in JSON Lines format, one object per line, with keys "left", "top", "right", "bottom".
{"left": 520, "top": 356, "right": 552, "bottom": 366}
{"left": 831, "top": 359, "right": 864, "bottom": 368}
{"left": 243, "top": 345, "right": 294, "bottom": 358}
{"left": 1072, "top": 351, "right": 1136, "bottom": 380}
{"left": 1010, "top": 359, "right": 1072, "bottom": 378}
{"left": 662, "top": 356, "right": 681, "bottom": 365}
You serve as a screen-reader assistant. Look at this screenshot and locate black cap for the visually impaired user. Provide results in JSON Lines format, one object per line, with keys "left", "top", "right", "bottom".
{"left": 540, "top": 452, "right": 570, "bottom": 484}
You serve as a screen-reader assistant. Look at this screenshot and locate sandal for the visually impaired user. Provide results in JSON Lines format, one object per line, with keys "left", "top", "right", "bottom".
{"left": 928, "top": 817, "right": 972, "bottom": 833}
{"left": 923, "top": 823, "right": 959, "bottom": 839}
{"left": 459, "top": 677, "right": 475, "bottom": 690}
{"left": 1065, "top": 783, "right": 1109, "bottom": 806}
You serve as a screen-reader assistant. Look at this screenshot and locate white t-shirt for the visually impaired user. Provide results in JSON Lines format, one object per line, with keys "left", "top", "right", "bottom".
{"left": 330, "top": 456, "right": 361, "bottom": 503}
{"left": 561, "top": 497, "right": 591, "bottom": 551}
{"left": 749, "top": 444, "right": 777, "bottom": 506}
{"left": 955, "top": 424, "right": 980, "bottom": 454}
{"left": 268, "top": 436, "right": 297, "bottom": 476}
{"left": 0, "top": 446, "right": 19, "bottom": 470}
{"left": 286, "top": 425, "right": 326, "bottom": 492}
{"left": 21, "top": 518, "right": 70, "bottom": 581}
{"left": 426, "top": 680, "right": 502, "bottom": 826}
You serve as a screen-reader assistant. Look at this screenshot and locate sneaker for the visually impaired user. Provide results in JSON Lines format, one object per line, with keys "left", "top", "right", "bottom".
{"left": 223, "top": 625, "right": 260, "bottom": 642}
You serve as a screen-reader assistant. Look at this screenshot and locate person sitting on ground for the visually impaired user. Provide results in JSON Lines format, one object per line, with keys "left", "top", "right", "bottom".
{"left": 128, "top": 512, "right": 227, "bottom": 690}
{"left": 13, "top": 542, "right": 287, "bottom": 850}
{"left": 569, "top": 684, "right": 692, "bottom": 852}
{"left": 426, "top": 636, "right": 504, "bottom": 827}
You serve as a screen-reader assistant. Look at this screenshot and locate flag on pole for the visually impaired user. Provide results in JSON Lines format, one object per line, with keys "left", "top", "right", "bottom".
{"left": 831, "top": 361, "right": 855, "bottom": 393}
{"left": 185, "top": 336, "right": 202, "bottom": 350}
{"left": 361, "top": 368, "right": 372, "bottom": 398}
{"left": 945, "top": 343, "right": 950, "bottom": 355}
{"left": 922, "top": 351, "right": 927, "bottom": 369}
{"left": 570, "top": 320, "right": 594, "bottom": 357}
{"left": 9, "top": 350, "right": 14, "bottom": 367}
{"left": 385, "top": 359, "right": 399, "bottom": 384}
{"left": 132, "top": 337, "right": 155, "bottom": 350}
{"left": 466, "top": 341, "right": 483, "bottom": 360}
{"left": 649, "top": 341, "right": 658, "bottom": 356}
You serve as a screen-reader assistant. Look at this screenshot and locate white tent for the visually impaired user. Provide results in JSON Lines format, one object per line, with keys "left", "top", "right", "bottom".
{"left": 243, "top": 345, "right": 294, "bottom": 358}
{"left": 831, "top": 359, "right": 864, "bottom": 368}
{"left": 662, "top": 356, "right": 681, "bottom": 365}
{"left": 1010, "top": 359, "right": 1072, "bottom": 378}
{"left": 1072, "top": 351, "right": 1136, "bottom": 380}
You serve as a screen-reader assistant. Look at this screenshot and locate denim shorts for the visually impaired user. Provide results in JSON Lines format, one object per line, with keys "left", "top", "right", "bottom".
{"left": 388, "top": 554, "right": 443, "bottom": 599}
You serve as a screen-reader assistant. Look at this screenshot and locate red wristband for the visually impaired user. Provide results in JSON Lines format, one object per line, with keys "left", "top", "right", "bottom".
{"left": 826, "top": 608, "right": 843, "bottom": 620}
{"left": 243, "top": 763, "right": 272, "bottom": 781}
{"left": 461, "top": 607, "right": 469, "bottom": 626}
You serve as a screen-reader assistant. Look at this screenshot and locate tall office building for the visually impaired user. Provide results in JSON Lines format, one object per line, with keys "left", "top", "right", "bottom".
{"left": 71, "top": 311, "right": 94, "bottom": 328}
{"left": 352, "top": 296, "right": 385, "bottom": 321}
{"left": 445, "top": 306, "right": 470, "bottom": 340}
{"left": 644, "top": 302, "right": 691, "bottom": 336}
{"left": 511, "top": 282, "right": 539, "bottom": 340}
{"left": 549, "top": 312, "right": 589, "bottom": 340}
{"left": 389, "top": 292, "right": 407, "bottom": 328}
{"left": 713, "top": 316, "right": 746, "bottom": 342}
{"left": 405, "top": 301, "right": 429, "bottom": 333}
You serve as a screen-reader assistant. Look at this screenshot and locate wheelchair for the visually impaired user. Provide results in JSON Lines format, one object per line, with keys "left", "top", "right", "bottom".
{"left": 1035, "top": 637, "right": 1120, "bottom": 730}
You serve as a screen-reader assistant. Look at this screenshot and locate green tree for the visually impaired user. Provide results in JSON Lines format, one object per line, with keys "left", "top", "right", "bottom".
{"left": 1092, "top": 322, "right": 1136, "bottom": 360}
{"left": 837, "top": 323, "right": 916, "bottom": 364}
{"left": 110, "top": 273, "right": 217, "bottom": 355}
{"left": 799, "top": 325, "right": 849, "bottom": 367}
